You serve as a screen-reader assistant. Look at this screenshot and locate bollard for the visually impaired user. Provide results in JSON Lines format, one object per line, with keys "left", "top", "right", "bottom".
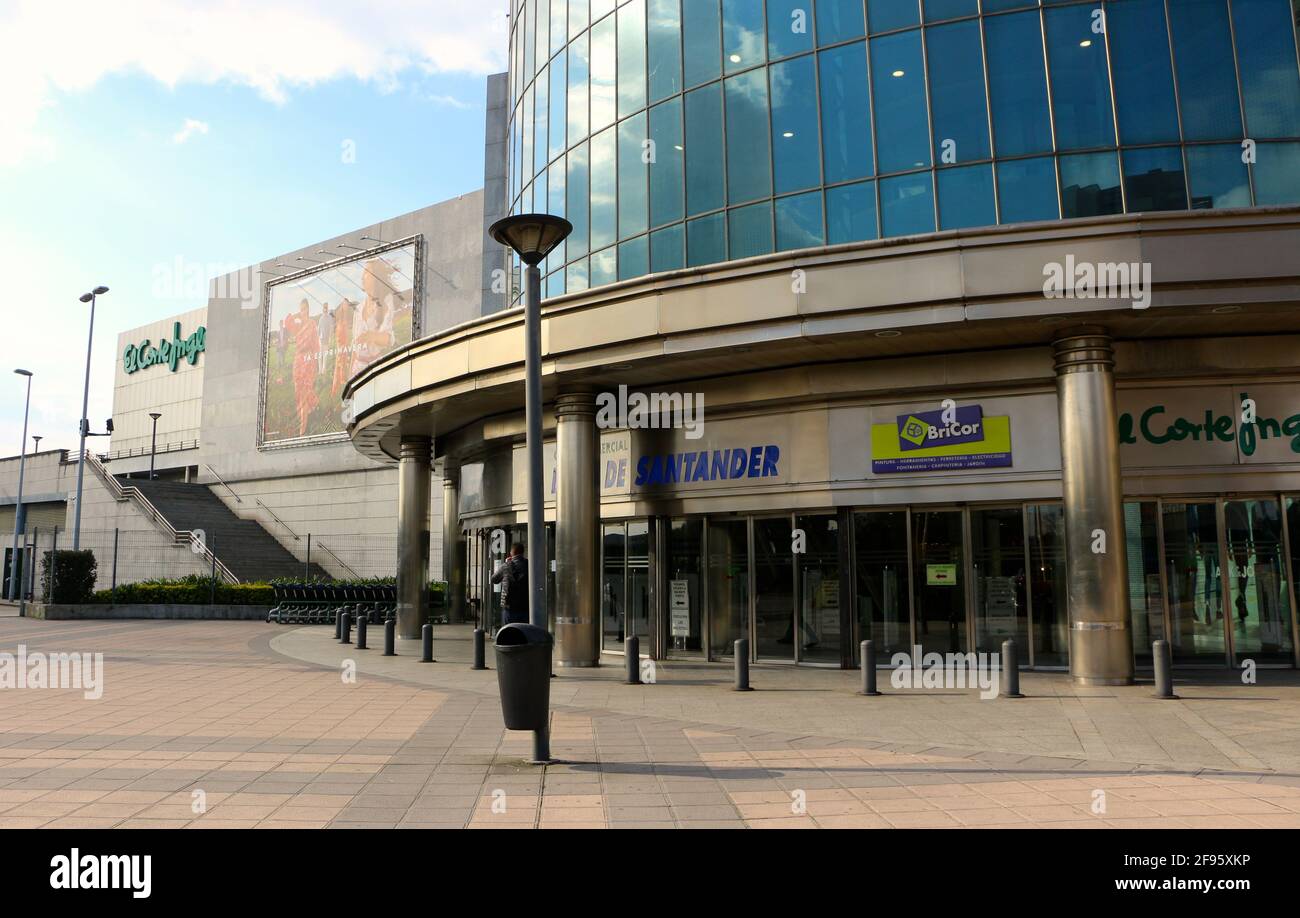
{"left": 1001, "top": 639, "right": 1024, "bottom": 698}
{"left": 733, "top": 638, "right": 752, "bottom": 691}
{"left": 1153, "top": 640, "right": 1178, "bottom": 699}
{"left": 334, "top": 609, "right": 343, "bottom": 640}
{"left": 421, "top": 623, "right": 434, "bottom": 663}
{"left": 472, "top": 628, "right": 487, "bottom": 670}
{"left": 859, "top": 640, "right": 881, "bottom": 696}
{"left": 340, "top": 611, "right": 351, "bottom": 645}
{"left": 383, "top": 617, "right": 396, "bottom": 656}
{"left": 355, "top": 613, "right": 368, "bottom": 650}
{"left": 624, "top": 635, "right": 641, "bottom": 684}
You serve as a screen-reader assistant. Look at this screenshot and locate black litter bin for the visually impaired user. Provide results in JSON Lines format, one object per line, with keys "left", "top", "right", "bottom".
{"left": 494, "top": 623, "right": 553, "bottom": 731}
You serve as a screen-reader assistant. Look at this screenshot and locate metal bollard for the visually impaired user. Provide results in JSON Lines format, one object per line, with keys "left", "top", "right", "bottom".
{"left": 340, "top": 611, "right": 351, "bottom": 645}
{"left": 1153, "top": 640, "right": 1178, "bottom": 699}
{"left": 355, "top": 613, "right": 368, "bottom": 650}
{"left": 625, "top": 635, "right": 640, "bottom": 684}
{"left": 472, "top": 628, "right": 487, "bottom": 670}
{"left": 334, "top": 609, "right": 343, "bottom": 640}
{"left": 1001, "top": 639, "right": 1024, "bottom": 698}
{"left": 421, "top": 623, "right": 434, "bottom": 663}
{"left": 733, "top": 638, "right": 752, "bottom": 691}
{"left": 383, "top": 617, "right": 396, "bottom": 656}
{"left": 859, "top": 640, "right": 881, "bottom": 696}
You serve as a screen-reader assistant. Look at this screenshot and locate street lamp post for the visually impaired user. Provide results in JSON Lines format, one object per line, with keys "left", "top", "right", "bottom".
{"left": 148, "top": 412, "right": 162, "bottom": 480}
{"left": 7, "top": 370, "right": 33, "bottom": 601}
{"left": 72, "top": 285, "right": 108, "bottom": 550}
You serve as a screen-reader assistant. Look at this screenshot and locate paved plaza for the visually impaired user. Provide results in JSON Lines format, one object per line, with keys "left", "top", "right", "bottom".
{"left": 1, "top": 610, "right": 1299, "bottom": 829}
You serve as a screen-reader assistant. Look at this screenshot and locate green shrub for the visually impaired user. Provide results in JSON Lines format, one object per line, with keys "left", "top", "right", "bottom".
{"left": 92, "top": 575, "right": 274, "bottom": 606}
{"left": 42, "top": 550, "right": 97, "bottom": 604}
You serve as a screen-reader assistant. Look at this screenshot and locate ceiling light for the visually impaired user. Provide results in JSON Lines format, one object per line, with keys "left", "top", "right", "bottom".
{"left": 892, "top": 69, "right": 905, "bottom": 78}
{"left": 783, "top": 131, "right": 795, "bottom": 138}
{"left": 729, "top": 54, "right": 741, "bottom": 63}
{"left": 875, "top": 330, "right": 902, "bottom": 338}
{"left": 1080, "top": 39, "right": 1092, "bottom": 48}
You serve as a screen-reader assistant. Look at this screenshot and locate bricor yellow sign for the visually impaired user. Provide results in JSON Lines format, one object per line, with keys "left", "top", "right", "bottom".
{"left": 871, "top": 404, "right": 1013, "bottom": 473}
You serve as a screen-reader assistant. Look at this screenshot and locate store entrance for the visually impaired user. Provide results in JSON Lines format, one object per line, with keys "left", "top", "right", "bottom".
{"left": 912, "top": 510, "right": 968, "bottom": 656}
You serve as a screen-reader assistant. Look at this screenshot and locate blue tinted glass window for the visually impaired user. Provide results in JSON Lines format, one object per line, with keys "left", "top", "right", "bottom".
{"left": 776, "top": 191, "right": 826, "bottom": 250}
{"left": 651, "top": 223, "right": 686, "bottom": 271}
{"left": 868, "top": 0, "right": 920, "bottom": 33}
{"left": 880, "top": 172, "right": 935, "bottom": 236}
{"left": 1107, "top": 0, "right": 1180, "bottom": 145}
{"left": 567, "top": 142, "right": 590, "bottom": 256}
{"left": 546, "top": 270, "right": 565, "bottom": 298}
{"left": 815, "top": 0, "right": 865, "bottom": 45}
{"left": 590, "top": 246, "right": 617, "bottom": 287}
{"left": 569, "top": 0, "right": 589, "bottom": 39}
{"left": 683, "top": 0, "right": 722, "bottom": 87}
{"left": 549, "top": 59, "right": 567, "bottom": 160}
{"left": 926, "top": 19, "right": 990, "bottom": 163}
{"left": 537, "top": 0, "right": 550, "bottom": 71}
{"left": 983, "top": 0, "right": 1035, "bottom": 9}
{"left": 687, "top": 212, "right": 726, "bottom": 265}
{"left": 1254, "top": 142, "right": 1300, "bottom": 205}
{"left": 923, "top": 0, "right": 977, "bottom": 20}
{"left": 590, "top": 127, "right": 617, "bottom": 251}
{"left": 768, "top": 0, "right": 814, "bottom": 59}
{"left": 618, "top": 0, "right": 647, "bottom": 118}
{"left": 937, "top": 163, "right": 995, "bottom": 229}
{"left": 723, "top": 0, "right": 766, "bottom": 72}
{"left": 985, "top": 11, "right": 1052, "bottom": 156}
{"left": 871, "top": 30, "right": 931, "bottom": 172}
{"left": 1122, "top": 146, "right": 1187, "bottom": 212}
{"left": 771, "top": 55, "right": 822, "bottom": 193}
{"left": 1045, "top": 5, "right": 1115, "bottom": 150}
{"left": 566, "top": 257, "right": 589, "bottom": 293}
{"left": 819, "top": 42, "right": 875, "bottom": 182}
{"left": 1231, "top": 0, "right": 1300, "bottom": 138}
{"left": 567, "top": 34, "right": 589, "bottom": 145}
{"left": 619, "top": 236, "right": 650, "bottom": 280}
{"left": 725, "top": 69, "right": 772, "bottom": 204}
{"left": 618, "top": 114, "right": 649, "bottom": 239}
{"left": 534, "top": 68, "right": 549, "bottom": 176}
{"left": 551, "top": 0, "right": 567, "bottom": 57}
{"left": 728, "top": 202, "right": 774, "bottom": 259}
{"left": 649, "top": 98, "right": 685, "bottom": 226}
{"left": 648, "top": 0, "right": 683, "bottom": 102}
{"left": 684, "top": 83, "right": 725, "bottom": 215}
{"left": 997, "top": 156, "right": 1059, "bottom": 223}
{"left": 826, "top": 180, "right": 879, "bottom": 242}
{"left": 1186, "top": 144, "right": 1252, "bottom": 209}
{"left": 1168, "top": 0, "right": 1244, "bottom": 140}
{"left": 590, "top": 16, "right": 617, "bottom": 131}
{"left": 548, "top": 159, "right": 567, "bottom": 218}
{"left": 1059, "top": 151, "right": 1123, "bottom": 218}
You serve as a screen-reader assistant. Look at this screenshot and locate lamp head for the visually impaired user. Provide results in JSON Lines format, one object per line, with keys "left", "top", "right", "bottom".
{"left": 79, "top": 293, "right": 93, "bottom": 303}
{"left": 489, "top": 214, "right": 573, "bottom": 266}
{"left": 149, "top": 412, "right": 162, "bottom": 420}
{"left": 14, "top": 368, "right": 32, "bottom": 377}
{"left": 93, "top": 285, "right": 109, "bottom": 295}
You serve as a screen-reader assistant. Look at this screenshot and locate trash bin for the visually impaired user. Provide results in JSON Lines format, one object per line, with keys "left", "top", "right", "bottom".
{"left": 494, "top": 623, "right": 553, "bottom": 731}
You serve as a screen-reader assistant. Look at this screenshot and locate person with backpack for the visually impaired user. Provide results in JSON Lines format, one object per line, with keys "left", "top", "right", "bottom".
{"left": 491, "top": 542, "right": 530, "bottom": 627}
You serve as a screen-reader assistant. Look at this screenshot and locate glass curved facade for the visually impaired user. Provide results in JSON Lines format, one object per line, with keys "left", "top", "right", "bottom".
{"left": 505, "top": 0, "right": 1300, "bottom": 301}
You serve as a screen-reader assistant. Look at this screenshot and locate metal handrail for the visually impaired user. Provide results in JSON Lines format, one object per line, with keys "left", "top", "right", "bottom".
{"left": 256, "top": 499, "right": 300, "bottom": 541}
{"left": 315, "top": 541, "right": 359, "bottom": 579}
{"left": 203, "top": 464, "right": 243, "bottom": 504}
{"left": 80, "top": 451, "right": 239, "bottom": 584}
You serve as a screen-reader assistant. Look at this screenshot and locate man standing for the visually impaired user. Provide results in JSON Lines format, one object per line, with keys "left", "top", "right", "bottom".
{"left": 491, "top": 542, "right": 529, "bottom": 627}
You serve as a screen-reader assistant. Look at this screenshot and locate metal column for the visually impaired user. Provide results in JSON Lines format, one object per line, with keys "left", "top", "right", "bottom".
{"left": 442, "top": 470, "right": 467, "bottom": 624}
{"left": 396, "top": 436, "right": 432, "bottom": 640}
{"left": 554, "top": 390, "right": 600, "bottom": 666}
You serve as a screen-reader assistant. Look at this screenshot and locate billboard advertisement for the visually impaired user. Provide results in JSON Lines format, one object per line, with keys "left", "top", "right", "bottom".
{"left": 871, "top": 404, "right": 1013, "bottom": 473}
{"left": 260, "top": 239, "right": 420, "bottom": 447}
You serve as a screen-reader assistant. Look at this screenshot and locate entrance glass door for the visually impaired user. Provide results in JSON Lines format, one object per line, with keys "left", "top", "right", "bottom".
{"left": 797, "top": 514, "right": 842, "bottom": 664}
{"left": 1224, "top": 499, "right": 1293, "bottom": 664}
{"left": 1125, "top": 502, "right": 1164, "bottom": 664}
{"left": 665, "top": 519, "right": 704, "bottom": 657}
{"left": 601, "top": 522, "right": 626, "bottom": 651}
{"left": 753, "top": 516, "right": 795, "bottom": 661}
{"left": 627, "top": 521, "right": 651, "bottom": 652}
{"left": 853, "top": 511, "right": 910, "bottom": 663}
{"left": 970, "top": 507, "right": 1028, "bottom": 656}
{"left": 1162, "top": 502, "right": 1227, "bottom": 663}
{"left": 912, "top": 510, "right": 968, "bottom": 655}
{"left": 1027, "top": 504, "right": 1067, "bottom": 666}
{"left": 707, "top": 518, "right": 749, "bottom": 658}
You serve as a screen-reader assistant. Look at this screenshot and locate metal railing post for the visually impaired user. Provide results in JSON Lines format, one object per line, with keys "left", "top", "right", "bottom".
{"left": 49, "top": 526, "right": 59, "bottom": 603}
{"left": 305, "top": 533, "right": 311, "bottom": 581}
{"left": 209, "top": 534, "right": 218, "bottom": 605}
{"left": 111, "top": 528, "right": 119, "bottom": 605}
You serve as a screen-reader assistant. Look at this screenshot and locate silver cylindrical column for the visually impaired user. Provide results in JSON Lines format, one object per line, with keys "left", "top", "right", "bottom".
{"left": 554, "top": 390, "right": 599, "bottom": 666}
{"left": 396, "top": 436, "right": 432, "bottom": 640}
{"left": 1053, "top": 328, "right": 1134, "bottom": 686}
{"left": 442, "top": 470, "right": 466, "bottom": 624}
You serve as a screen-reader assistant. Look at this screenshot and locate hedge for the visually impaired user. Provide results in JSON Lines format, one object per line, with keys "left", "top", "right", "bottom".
{"left": 42, "top": 550, "right": 97, "bottom": 604}
{"left": 92, "top": 581, "right": 275, "bottom": 606}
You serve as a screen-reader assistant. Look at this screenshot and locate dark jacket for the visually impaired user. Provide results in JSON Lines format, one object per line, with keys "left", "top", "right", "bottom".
{"left": 492, "top": 555, "right": 529, "bottom": 622}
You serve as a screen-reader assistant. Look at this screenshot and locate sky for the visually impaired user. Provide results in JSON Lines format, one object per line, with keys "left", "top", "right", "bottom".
{"left": 0, "top": 0, "right": 509, "bottom": 458}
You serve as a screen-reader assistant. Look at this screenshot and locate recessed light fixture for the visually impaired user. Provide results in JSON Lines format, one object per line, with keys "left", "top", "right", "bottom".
{"left": 1211, "top": 304, "right": 1243, "bottom": 314}
{"left": 729, "top": 54, "right": 742, "bottom": 63}
{"left": 673, "top": 144, "right": 684, "bottom": 151}
{"left": 875, "top": 329, "right": 902, "bottom": 338}
{"left": 783, "top": 131, "right": 795, "bottom": 138}
{"left": 892, "top": 69, "right": 905, "bottom": 78}
{"left": 1079, "top": 39, "right": 1092, "bottom": 48}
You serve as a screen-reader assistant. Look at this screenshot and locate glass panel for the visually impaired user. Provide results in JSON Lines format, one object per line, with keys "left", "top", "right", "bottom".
{"left": 880, "top": 171, "right": 935, "bottom": 236}
{"left": 1255, "top": 142, "right": 1300, "bottom": 205}
{"left": 912, "top": 510, "right": 968, "bottom": 655}
{"left": 567, "top": 33, "right": 590, "bottom": 146}
{"left": 1225, "top": 500, "right": 1294, "bottom": 664}
{"left": 566, "top": 257, "right": 590, "bottom": 292}
{"left": 1059, "top": 151, "right": 1122, "bottom": 218}
{"left": 552, "top": 0, "right": 568, "bottom": 56}
{"left": 534, "top": 65, "right": 549, "bottom": 177}
{"left": 775, "top": 190, "right": 825, "bottom": 250}
{"left": 524, "top": 0, "right": 536, "bottom": 78}
{"left": 618, "top": 0, "right": 648, "bottom": 118}
{"left": 819, "top": 42, "right": 875, "bottom": 183}
{"left": 619, "top": 236, "right": 649, "bottom": 280}
{"left": 569, "top": 0, "right": 588, "bottom": 39}
{"left": 651, "top": 223, "right": 686, "bottom": 271}
{"left": 924, "top": 0, "right": 977, "bottom": 20}
{"left": 871, "top": 29, "right": 931, "bottom": 172}
{"left": 1231, "top": 0, "right": 1300, "bottom": 138}
{"left": 592, "top": 0, "right": 615, "bottom": 19}
{"left": 768, "top": 0, "right": 814, "bottom": 59}
{"left": 648, "top": 0, "right": 683, "bottom": 102}
{"left": 707, "top": 518, "right": 750, "bottom": 656}
{"left": 1187, "top": 143, "right": 1253, "bottom": 209}
{"left": 537, "top": 0, "right": 550, "bottom": 72}
{"left": 985, "top": 10, "right": 1052, "bottom": 156}
{"left": 590, "top": 245, "right": 617, "bottom": 286}
{"left": 521, "top": 86, "right": 534, "bottom": 191}
{"left": 970, "top": 508, "right": 1028, "bottom": 656}
{"left": 826, "top": 179, "right": 879, "bottom": 242}
{"left": 815, "top": 0, "right": 865, "bottom": 45}
{"left": 687, "top": 211, "right": 726, "bottom": 265}
{"left": 983, "top": 0, "right": 1036, "bottom": 10}
{"left": 1125, "top": 502, "right": 1165, "bottom": 664}
{"left": 649, "top": 98, "right": 685, "bottom": 226}
{"left": 937, "top": 162, "right": 995, "bottom": 230}
{"left": 725, "top": 68, "right": 772, "bottom": 204}
{"left": 723, "top": 0, "right": 766, "bottom": 72}
{"left": 590, "top": 127, "right": 617, "bottom": 251}
{"left": 548, "top": 158, "right": 566, "bottom": 218}
{"left": 868, "top": 0, "right": 920, "bottom": 33}
{"left": 667, "top": 518, "right": 705, "bottom": 655}
{"left": 566, "top": 141, "right": 590, "bottom": 256}
{"left": 685, "top": 82, "right": 725, "bottom": 215}
{"left": 602, "top": 522, "right": 627, "bottom": 651}
{"left": 683, "top": 0, "right": 722, "bottom": 88}
{"left": 1123, "top": 146, "right": 1188, "bottom": 212}
{"left": 754, "top": 516, "right": 795, "bottom": 660}
{"left": 728, "top": 201, "right": 774, "bottom": 258}
{"left": 1163, "top": 501, "right": 1227, "bottom": 663}
{"left": 549, "top": 59, "right": 567, "bottom": 161}
{"left": 1289, "top": 496, "right": 1300, "bottom": 652}
{"left": 926, "top": 19, "right": 991, "bottom": 164}
{"left": 590, "top": 15, "right": 617, "bottom": 131}
{"left": 1044, "top": 3, "right": 1114, "bottom": 150}
{"left": 627, "top": 520, "right": 652, "bottom": 650}
{"left": 771, "top": 55, "right": 822, "bottom": 194}
{"left": 618, "top": 113, "right": 649, "bottom": 239}
{"left": 853, "top": 511, "right": 910, "bottom": 662}
{"left": 1107, "top": 0, "right": 1180, "bottom": 145}
{"left": 1168, "top": 0, "right": 1244, "bottom": 140}
{"left": 798, "top": 514, "right": 843, "bottom": 664}
{"left": 1028, "top": 505, "right": 1068, "bottom": 667}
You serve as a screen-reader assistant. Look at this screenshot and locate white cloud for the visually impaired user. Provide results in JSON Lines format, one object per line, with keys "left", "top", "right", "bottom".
{"left": 172, "top": 119, "right": 210, "bottom": 144}
{"left": 0, "top": 0, "right": 510, "bottom": 167}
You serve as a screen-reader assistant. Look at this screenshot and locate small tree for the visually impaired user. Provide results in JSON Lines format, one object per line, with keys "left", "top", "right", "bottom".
{"left": 41, "top": 550, "right": 97, "bottom": 604}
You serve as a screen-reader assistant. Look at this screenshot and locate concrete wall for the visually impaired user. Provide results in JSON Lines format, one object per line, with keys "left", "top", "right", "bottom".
{"left": 481, "top": 72, "right": 510, "bottom": 316}
{"left": 109, "top": 306, "right": 207, "bottom": 458}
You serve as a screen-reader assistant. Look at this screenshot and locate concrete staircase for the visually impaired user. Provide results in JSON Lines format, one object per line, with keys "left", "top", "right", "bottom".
{"left": 121, "top": 478, "right": 329, "bottom": 582}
